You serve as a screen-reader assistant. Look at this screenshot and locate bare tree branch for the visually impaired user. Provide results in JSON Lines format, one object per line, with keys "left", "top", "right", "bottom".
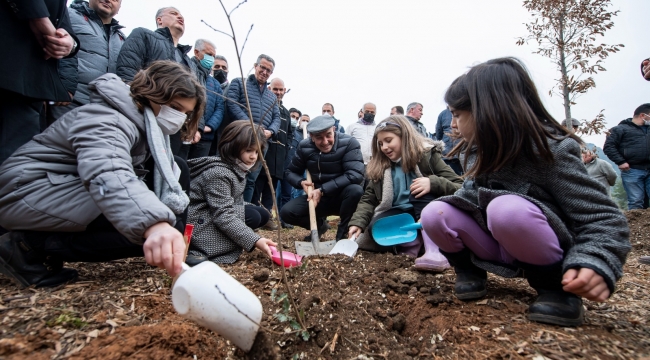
{"left": 240, "top": 24, "right": 254, "bottom": 59}
{"left": 200, "top": 19, "right": 233, "bottom": 39}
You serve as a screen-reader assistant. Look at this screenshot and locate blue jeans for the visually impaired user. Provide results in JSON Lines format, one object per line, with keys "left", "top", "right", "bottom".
{"left": 620, "top": 168, "right": 650, "bottom": 210}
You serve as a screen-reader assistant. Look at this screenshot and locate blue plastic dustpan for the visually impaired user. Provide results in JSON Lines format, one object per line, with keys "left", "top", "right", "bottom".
{"left": 371, "top": 213, "right": 422, "bottom": 246}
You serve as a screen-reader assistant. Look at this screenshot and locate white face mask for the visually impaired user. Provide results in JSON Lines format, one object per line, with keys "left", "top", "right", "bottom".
{"left": 156, "top": 105, "right": 187, "bottom": 135}
{"left": 291, "top": 119, "right": 298, "bottom": 128}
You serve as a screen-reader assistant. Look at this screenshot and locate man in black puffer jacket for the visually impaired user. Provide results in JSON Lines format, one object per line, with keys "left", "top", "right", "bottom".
{"left": 281, "top": 116, "right": 364, "bottom": 240}
{"left": 116, "top": 7, "right": 196, "bottom": 82}
{"left": 115, "top": 7, "right": 198, "bottom": 158}
{"left": 603, "top": 103, "right": 650, "bottom": 209}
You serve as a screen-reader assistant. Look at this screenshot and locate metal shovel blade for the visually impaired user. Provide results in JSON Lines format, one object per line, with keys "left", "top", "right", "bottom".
{"left": 329, "top": 235, "right": 358, "bottom": 257}
{"left": 295, "top": 238, "right": 336, "bottom": 256}
{"left": 372, "top": 213, "right": 422, "bottom": 246}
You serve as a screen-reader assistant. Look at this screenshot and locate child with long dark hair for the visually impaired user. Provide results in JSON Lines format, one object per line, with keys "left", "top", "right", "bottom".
{"left": 348, "top": 115, "right": 463, "bottom": 271}
{"left": 420, "top": 57, "right": 630, "bottom": 326}
{"left": 186, "top": 120, "right": 277, "bottom": 265}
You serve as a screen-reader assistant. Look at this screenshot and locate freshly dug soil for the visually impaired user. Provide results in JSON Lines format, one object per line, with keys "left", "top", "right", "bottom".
{"left": 1, "top": 210, "right": 649, "bottom": 359}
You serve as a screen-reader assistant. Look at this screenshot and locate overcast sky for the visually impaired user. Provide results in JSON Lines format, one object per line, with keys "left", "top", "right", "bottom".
{"left": 103, "top": 0, "right": 645, "bottom": 147}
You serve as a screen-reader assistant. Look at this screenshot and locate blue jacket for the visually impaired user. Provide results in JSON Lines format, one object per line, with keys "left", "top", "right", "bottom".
{"left": 226, "top": 74, "right": 280, "bottom": 135}
{"left": 201, "top": 76, "right": 225, "bottom": 142}
{"left": 435, "top": 109, "right": 460, "bottom": 158}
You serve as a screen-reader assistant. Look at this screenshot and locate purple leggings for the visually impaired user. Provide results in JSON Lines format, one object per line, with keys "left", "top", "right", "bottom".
{"left": 421, "top": 195, "right": 563, "bottom": 266}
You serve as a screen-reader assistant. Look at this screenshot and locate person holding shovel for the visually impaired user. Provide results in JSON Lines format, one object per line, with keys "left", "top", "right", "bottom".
{"left": 0, "top": 61, "right": 205, "bottom": 288}
{"left": 347, "top": 115, "right": 463, "bottom": 271}
{"left": 281, "top": 116, "right": 365, "bottom": 241}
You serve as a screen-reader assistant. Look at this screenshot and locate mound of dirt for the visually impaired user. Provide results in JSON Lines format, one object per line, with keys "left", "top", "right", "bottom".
{"left": 0, "top": 210, "right": 649, "bottom": 359}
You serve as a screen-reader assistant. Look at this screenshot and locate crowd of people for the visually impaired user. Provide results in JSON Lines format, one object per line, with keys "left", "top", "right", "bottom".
{"left": 0, "top": 1, "right": 641, "bottom": 329}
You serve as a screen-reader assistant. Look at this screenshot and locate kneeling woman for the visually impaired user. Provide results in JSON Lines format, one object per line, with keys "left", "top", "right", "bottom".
{"left": 0, "top": 61, "right": 205, "bottom": 287}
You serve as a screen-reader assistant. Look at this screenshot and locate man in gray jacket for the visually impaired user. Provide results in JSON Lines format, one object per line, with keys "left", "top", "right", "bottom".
{"left": 582, "top": 149, "right": 617, "bottom": 195}
{"left": 50, "top": 0, "right": 125, "bottom": 120}
{"left": 406, "top": 102, "right": 428, "bottom": 137}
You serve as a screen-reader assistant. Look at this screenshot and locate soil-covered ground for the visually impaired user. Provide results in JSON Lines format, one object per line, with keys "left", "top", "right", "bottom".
{"left": 1, "top": 210, "right": 649, "bottom": 359}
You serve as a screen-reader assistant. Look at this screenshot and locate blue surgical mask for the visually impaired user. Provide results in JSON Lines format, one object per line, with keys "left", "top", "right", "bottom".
{"left": 200, "top": 54, "right": 214, "bottom": 70}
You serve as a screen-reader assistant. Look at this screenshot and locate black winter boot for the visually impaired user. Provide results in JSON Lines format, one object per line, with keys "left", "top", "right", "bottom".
{"left": 440, "top": 248, "right": 487, "bottom": 300}
{"left": 520, "top": 261, "right": 584, "bottom": 327}
{"left": 0, "top": 232, "right": 78, "bottom": 288}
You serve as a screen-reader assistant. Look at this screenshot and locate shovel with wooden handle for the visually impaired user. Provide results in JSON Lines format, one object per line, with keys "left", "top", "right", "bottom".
{"left": 294, "top": 125, "right": 336, "bottom": 256}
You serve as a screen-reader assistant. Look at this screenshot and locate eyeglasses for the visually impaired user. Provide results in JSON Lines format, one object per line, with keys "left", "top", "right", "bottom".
{"left": 376, "top": 122, "right": 401, "bottom": 130}
{"left": 257, "top": 64, "right": 273, "bottom": 74}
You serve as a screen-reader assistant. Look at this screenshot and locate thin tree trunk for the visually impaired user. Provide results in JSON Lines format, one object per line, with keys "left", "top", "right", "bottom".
{"left": 558, "top": 7, "right": 572, "bottom": 122}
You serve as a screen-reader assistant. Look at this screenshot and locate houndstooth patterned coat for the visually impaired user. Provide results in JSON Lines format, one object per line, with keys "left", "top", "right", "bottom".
{"left": 187, "top": 157, "right": 260, "bottom": 263}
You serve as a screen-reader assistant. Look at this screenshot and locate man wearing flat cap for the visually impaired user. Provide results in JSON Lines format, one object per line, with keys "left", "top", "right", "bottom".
{"left": 281, "top": 115, "right": 365, "bottom": 240}
{"left": 561, "top": 118, "right": 580, "bottom": 133}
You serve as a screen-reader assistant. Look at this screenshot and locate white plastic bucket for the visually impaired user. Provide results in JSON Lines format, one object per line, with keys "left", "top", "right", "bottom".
{"left": 172, "top": 262, "right": 262, "bottom": 352}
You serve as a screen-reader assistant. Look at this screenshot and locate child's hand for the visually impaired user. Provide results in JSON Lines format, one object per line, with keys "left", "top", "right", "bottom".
{"left": 562, "top": 268, "right": 610, "bottom": 302}
{"left": 143, "top": 222, "right": 186, "bottom": 277}
{"left": 410, "top": 177, "right": 431, "bottom": 198}
{"left": 348, "top": 226, "right": 362, "bottom": 239}
{"left": 255, "top": 238, "right": 277, "bottom": 258}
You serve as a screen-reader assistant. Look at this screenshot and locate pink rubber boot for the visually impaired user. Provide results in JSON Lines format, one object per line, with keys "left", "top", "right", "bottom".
{"left": 414, "top": 230, "right": 450, "bottom": 272}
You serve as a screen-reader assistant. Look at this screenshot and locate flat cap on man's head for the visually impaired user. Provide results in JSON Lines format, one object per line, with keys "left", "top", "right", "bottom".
{"left": 307, "top": 115, "right": 335, "bottom": 134}
{"left": 561, "top": 118, "right": 580, "bottom": 127}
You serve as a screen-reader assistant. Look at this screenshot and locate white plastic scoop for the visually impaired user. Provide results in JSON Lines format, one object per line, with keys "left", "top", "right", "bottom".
{"left": 172, "top": 262, "right": 262, "bottom": 352}
{"left": 329, "top": 234, "right": 358, "bottom": 257}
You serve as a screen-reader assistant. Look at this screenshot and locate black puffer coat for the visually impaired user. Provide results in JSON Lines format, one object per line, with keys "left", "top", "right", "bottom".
{"left": 265, "top": 103, "right": 293, "bottom": 179}
{"left": 115, "top": 27, "right": 195, "bottom": 83}
{"left": 603, "top": 118, "right": 650, "bottom": 169}
{"left": 285, "top": 133, "right": 364, "bottom": 196}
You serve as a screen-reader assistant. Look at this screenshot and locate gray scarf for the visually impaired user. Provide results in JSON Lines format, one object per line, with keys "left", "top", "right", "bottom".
{"left": 144, "top": 107, "right": 190, "bottom": 214}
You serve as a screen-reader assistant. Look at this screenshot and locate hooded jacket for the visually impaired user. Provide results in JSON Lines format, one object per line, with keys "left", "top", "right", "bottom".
{"left": 0, "top": 74, "right": 176, "bottom": 243}
{"left": 58, "top": 0, "right": 125, "bottom": 106}
{"left": 440, "top": 135, "right": 629, "bottom": 294}
{"left": 187, "top": 157, "right": 260, "bottom": 263}
{"left": 116, "top": 27, "right": 195, "bottom": 83}
{"left": 349, "top": 141, "right": 463, "bottom": 251}
{"left": 603, "top": 118, "right": 650, "bottom": 169}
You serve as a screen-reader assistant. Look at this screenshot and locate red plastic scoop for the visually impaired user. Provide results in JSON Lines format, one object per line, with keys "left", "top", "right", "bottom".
{"left": 269, "top": 246, "right": 303, "bottom": 268}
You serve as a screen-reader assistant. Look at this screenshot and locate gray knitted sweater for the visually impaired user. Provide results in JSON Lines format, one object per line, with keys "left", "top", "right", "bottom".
{"left": 440, "top": 136, "right": 630, "bottom": 293}
{"left": 187, "top": 157, "right": 260, "bottom": 263}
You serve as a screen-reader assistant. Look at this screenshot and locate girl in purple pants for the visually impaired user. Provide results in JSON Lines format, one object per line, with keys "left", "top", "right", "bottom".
{"left": 421, "top": 58, "right": 630, "bottom": 327}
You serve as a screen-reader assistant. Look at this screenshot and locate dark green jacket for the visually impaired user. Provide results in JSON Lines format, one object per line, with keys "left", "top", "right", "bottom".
{"left": 349, "top": 142, "right": 462, "bottom": 232}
